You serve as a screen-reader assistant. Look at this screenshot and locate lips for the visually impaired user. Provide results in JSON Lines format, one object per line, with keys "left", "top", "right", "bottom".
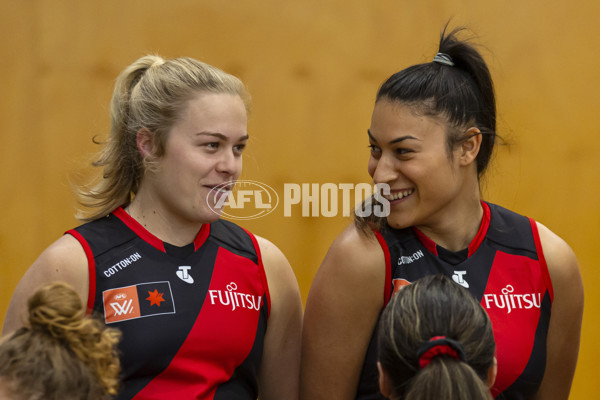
{"left": 204, "top": 182, "right": 234, "bottom": 204}
{"left": 204, "top": 182, "right": 234, "bottom": 192}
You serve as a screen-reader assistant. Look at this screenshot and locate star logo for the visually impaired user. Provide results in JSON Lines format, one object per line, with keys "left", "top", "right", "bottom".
{"left": 146, "top": 289, "right": 166, "bottom": 307}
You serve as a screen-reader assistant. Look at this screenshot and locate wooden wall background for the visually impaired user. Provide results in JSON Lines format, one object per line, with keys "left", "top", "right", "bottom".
{"left": 1, "top": 0, "right": 598, "bottom": 397}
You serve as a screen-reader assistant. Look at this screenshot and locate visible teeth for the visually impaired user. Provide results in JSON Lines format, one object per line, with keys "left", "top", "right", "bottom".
{"left": 385, "top": 189, "right": 413, "bottom": 201}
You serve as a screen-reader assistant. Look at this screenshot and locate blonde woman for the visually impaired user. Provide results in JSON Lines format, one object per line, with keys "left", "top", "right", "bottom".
{"left": 4, "top": 55, "right": 302, "bottom": 400}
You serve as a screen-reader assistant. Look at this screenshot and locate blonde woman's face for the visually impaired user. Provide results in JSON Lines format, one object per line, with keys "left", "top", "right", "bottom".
{"left": 145, "top": 92, "right": 248, "bottom": 224}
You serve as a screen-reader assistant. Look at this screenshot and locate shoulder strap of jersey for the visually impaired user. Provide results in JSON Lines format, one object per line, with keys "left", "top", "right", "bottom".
{"left": 240, "top": 226, "right": 271, "bottom": 319}
{"left": 529, "top": 218, "right": 554, "bottom": 302}
{"left": 373, "top": 229, "right": 392, "bottom": 307}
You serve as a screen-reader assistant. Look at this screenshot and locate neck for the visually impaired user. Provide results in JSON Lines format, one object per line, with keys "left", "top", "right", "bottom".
{"left": 417, "top": 195, "right": 484, "bottom": 253}
{"left": 127, "top": 196, "right": 202, "bottom": 247}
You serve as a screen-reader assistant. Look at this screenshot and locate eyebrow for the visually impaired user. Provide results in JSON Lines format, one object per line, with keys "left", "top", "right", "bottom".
{"left": 367, "top": 129, "right": 420, "bottom": 145}
{"left": 196, "top": 132, "right": 249, "bottom": 141}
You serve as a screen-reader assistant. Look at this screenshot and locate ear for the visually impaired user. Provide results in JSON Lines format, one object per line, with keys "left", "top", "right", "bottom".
{"left": 136, "top": 127, "right": 157, "bottom": 159}
{"left": 377, "top": 361, "right": 393, "bottom": 398}
{"left": 458, "top": 127, "right": 482, "bottom": 167}
{"left": 486, "top": 356, "right": 498, "bottom": 388}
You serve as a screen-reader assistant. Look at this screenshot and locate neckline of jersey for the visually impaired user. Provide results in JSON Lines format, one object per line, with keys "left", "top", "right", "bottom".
{"left": 412, "top": 201, "right": 491, "bottom": 259}
{"left": 113, "top": 206, "right": 211, "bottom": 253}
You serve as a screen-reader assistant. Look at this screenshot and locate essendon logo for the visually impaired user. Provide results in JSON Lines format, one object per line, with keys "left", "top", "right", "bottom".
{"left": 103, "top": 281, "right": 175, "bottom": 324}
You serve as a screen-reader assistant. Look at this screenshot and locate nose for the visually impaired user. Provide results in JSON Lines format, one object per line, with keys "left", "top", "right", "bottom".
{"left": 370, "top": 154, "right": 398, "bottom": 184}
{"left": 216, "top": 148, "right": 242, "bottom": 177}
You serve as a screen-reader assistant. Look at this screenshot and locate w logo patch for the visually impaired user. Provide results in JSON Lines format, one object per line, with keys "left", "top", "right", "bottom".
{"left": 111, "top": 298, "right": 136, "bottom": 316}
{"left": 103, "top": 281, "right": 175, "bottom": 324}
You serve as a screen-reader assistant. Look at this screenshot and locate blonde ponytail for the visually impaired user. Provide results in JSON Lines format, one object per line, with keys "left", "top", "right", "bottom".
{"left": 0, "top": 282, "right": 121, "bottom": 399}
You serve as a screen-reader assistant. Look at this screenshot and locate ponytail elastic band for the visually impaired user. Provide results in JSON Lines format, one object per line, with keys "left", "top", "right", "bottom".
{"left": 416, "top": 336, "right": 466, "bottom": 369}
{"left": 433, "top": 52, "right": 454, "bottom": 67}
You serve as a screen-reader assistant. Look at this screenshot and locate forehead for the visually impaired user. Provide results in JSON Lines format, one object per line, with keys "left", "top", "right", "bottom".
{"left": 180, "top": 92, "right": 247, "bottom": 120}
{"left": 173, "top": 92, "right": 248, "bottom": 134}
{"left": 369, "top": 100, "right": 447, "bottom": 142}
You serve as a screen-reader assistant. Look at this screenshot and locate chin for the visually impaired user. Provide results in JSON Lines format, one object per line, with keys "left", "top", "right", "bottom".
{"left": 199, "top": 211, "right": 223, "bottom": 224}
{"left": 386, "top": 215, "right": 414, "bottom": 230}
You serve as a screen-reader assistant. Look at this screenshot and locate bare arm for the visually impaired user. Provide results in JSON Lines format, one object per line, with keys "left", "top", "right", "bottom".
{"left": 533, "top": 222, "right": 584, "bottom": 400}
{"left": 2, "top": 234, "right": 89, "bottom": 335}
{"left": 256, "top": 236, "right": 303, "bottom": 400}
{"left": 300, "top": 225, "right": 386, "bottom": 400}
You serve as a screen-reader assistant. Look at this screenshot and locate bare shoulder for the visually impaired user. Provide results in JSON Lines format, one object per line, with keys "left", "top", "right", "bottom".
{"left": 254, "top": 235, "right": 289, "bottom": 267}
{"left": 2, "top": 234, "right": 89, "bottom": 334}
{"left": 254, "top": 235, "right": 298, "bottom": 289}
{"left": 534, "top": 222, "right": 583, "bottom": 399}
{"left": 315, "top": 223, "right": 386, "bottom": 291}
{"left": 306, "top": 222, "right": 386, "bottom": 326}
{"left": 30, "top": 234, "right": 89, "bottom": 287}
{"left": 534, "top": 220, "right": 583, "bottom": 316}
{"left": 300, "top": 224, "right": 386, "bottom": 399}
{"left": 535, "top": 222, "right": 581, "bottom": 284}
{"left": 253, "top": 234, "right": 303, "bottom": 314}
{"left": 253, "top": 235, "right": 302, "bottom": 400}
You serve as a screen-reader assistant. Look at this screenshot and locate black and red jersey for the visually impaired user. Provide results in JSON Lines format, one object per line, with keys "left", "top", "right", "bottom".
{"left": 357, "top": 202, "right": 553, "bottom": 400}
{"left": 67, "top": 207, "right": 270, "bottom": 400}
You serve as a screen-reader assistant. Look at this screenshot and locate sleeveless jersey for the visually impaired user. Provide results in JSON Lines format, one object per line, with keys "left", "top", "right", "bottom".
{"left": 67, "top": 207, "right": 270, "bottom": 400}
{"left": 356, "top": 202, "right": 553, "bottom": 400}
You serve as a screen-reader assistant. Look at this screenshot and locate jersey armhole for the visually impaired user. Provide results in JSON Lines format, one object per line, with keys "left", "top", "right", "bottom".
{"left": 529, "top": 218, "right": 554, "bottom": 302}
{"left": 65, "top": 229, "right": 97, "bottom": 313}
{"left": 242, "top": 228, "right": 271, "bottom": 320}
{"left": 374, "top": 230, "right": 392, "bottom": 307}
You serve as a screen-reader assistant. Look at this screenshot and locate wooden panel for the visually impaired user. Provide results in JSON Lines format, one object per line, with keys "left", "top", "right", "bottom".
{"left": 1, "top": 0, "right": 598, "bottom": 396}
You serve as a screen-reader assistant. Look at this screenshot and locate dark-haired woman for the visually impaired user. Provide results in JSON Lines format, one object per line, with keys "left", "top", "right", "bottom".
{"left": 301, "top": 28, "right": 583, "bottom": 400}
{"left": 378, "top": 274, "right": 496, "bottom": 400}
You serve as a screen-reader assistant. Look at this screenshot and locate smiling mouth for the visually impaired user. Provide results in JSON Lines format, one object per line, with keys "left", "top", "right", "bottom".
{"left": 384, "top": 189, "right": 414, "bottom": 201}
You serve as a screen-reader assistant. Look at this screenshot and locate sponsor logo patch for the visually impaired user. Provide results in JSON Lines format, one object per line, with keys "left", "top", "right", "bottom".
{"left": 103, "top": 252, "right": 142, "bottom": 277}
{"left": 103, "top": 281, "right": 175, "bottom": 324}
{"left": 176, "top": 266, "right": 194, "bottom": 284}
{"left": 208, "top": 281, "right": 263, "bottom": 312}
{"left": 452, "top": 270, "right": 469, "bottom": 288}
{"left": 397, "top": 250, "right": 424, "bottom": 266}
{"left": 483, "top": 284, "right": 542, "bottom": 314}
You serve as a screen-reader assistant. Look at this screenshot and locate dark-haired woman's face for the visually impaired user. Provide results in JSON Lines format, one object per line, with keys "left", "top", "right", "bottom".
{"left": 367, "top": 100, "right": 466, "bottom": 230}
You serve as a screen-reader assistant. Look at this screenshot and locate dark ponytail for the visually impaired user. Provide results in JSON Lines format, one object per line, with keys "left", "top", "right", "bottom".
{"left": 376, "top": 25, "right": 497, "bottom": 176}
{"left": 377, "top": 275, "right": 495, "bottom": 400}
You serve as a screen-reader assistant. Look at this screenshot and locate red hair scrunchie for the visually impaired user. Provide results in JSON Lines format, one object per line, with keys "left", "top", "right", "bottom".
{"left": 416, "top": 336, "right": 466, "bottom": 369}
